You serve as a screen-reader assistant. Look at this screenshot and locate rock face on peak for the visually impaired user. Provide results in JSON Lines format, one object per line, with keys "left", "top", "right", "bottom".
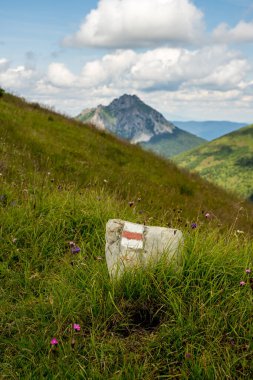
{"left": 108, "top": 94, "right": 175, "bottom": 143}
{"left": 77, "top": 94, "right": 205, "bottom": 157}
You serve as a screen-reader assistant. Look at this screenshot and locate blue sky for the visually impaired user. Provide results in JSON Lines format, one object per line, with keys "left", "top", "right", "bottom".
{"left": 1, "top": 0, "right": 253, "bottom": 122}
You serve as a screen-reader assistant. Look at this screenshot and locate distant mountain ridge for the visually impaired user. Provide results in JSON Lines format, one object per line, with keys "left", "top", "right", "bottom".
{"left": 77, "top": 94, "right": 205, "bottom": 157}
{"left": 173, "top": 120, "right": 247, "bottom": 140}
{"left": 174, "top": 124, "right": 253, "bottom": 199}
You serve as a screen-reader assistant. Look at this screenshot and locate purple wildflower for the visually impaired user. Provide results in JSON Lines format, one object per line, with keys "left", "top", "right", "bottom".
{"left": 69, "top": 241, "right": 81, "bottom": 254}
{"left": 73, "top": 323, "right": 81, "bottom": 332}
{"left": 191, "top": 223, "right": 197, "bottom": 229}
{"left": 50, "top": 338, "right": 58, "bottom": 346}
{"left": 240, "top": 281, "right": 246, "bottom": 286}
{"left": 71, "top": 245, "right": 80, "bottom": 254}
{"left": 185, "top": 353, "right": 192, "bottom": 359}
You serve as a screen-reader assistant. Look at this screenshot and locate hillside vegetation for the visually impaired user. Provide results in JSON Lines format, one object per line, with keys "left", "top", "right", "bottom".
{"left": 141, "top": 128, "right": 206, "bottom": 158}
{"left": 173, "top": 124, "right": 253, "bottom": 199}
{"left": 1, "top": 93, "right": 253, "bottom": 379}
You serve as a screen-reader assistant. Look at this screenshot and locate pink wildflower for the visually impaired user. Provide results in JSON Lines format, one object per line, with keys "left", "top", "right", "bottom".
{"left": 73, "top": 323, "right": 81, "bottom": 331}
{"left": 205, "top": 212, "right": 211, "bottom": 219}
{"left": 245, "top": 269, "right": 251, "bottom": 274}
{"left": 240, "top": 281, "right": 246, "bottom": 286}
{"left": 50, "top": 338, "right": 58, "bottom": 346}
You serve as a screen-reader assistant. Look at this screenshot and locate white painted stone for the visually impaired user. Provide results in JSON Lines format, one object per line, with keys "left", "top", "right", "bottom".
{"left": 105, "top": 219, "right": 183, "bottom": 278}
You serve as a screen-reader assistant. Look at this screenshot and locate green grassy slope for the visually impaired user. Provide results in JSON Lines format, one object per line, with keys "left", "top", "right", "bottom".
{"left": 173, "top": 124, "right": 253, "bottom": 199}
{"left": 1, "top": 93, "right": 253, "bottom": 379}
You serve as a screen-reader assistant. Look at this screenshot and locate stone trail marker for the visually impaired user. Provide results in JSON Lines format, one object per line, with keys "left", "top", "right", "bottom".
{"left": 105, "top": 219, "right": 183, "bottom": 278}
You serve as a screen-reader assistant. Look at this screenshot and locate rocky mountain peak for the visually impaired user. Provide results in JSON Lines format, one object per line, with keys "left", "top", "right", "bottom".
{"left": 111, "top": 93, "right": 139, "bottom": 105}
{"left": 108, "top": 94, "right": 146, "bottom": 114}
{"left": 77, "top": 94, "right": 175, "bottom": 142}
{"left": 76, "top": 94, "right": 205, "bottom": 156}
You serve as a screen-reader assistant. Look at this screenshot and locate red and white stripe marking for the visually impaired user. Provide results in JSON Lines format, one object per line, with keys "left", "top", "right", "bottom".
{"left": 121, "top": 222, "right": 144, "bottom": 249}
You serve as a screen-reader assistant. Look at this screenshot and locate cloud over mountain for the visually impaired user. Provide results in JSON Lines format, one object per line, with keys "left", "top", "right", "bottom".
{"left": 44, "top": 46, "right": 250, "bottom": 93}
{"left": 63, "top": 0, "right": 204, "bottom": 48}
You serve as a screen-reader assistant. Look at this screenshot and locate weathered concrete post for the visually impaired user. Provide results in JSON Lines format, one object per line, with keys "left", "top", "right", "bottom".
{"left": 105, "top": 219, "right": 183, "bottom": 278}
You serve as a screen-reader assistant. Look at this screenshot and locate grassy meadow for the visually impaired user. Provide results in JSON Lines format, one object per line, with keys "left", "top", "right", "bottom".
{"left": 0, "top": 92, "right": 253, "bottom": 379}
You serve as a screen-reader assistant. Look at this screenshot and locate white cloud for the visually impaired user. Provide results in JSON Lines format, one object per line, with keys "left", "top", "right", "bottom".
{"left": 213, "top": 20, "right": 253, "bottom": 43}
{"left": 63, "top": 0, "right": 204, "bottom": 48}
{"left": 80, "top": 50, "right": 137, "bottom": 87}
{"left": 36, "top": 79, "right": 61, "bottom": 95}
{"left": 142, "top": 88, "right": 253, "bottom": 122}
{"left": 70, "top": 46, "right": 250, "bottom": 92}
{"left": 47, "top": 63, "right": 76, "bottom": 87}
{"left": 0, "top": 62, "right": 36, "bottom": 89}
{"left": 38, "top": 45, "right": 252, "bottom": 121}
